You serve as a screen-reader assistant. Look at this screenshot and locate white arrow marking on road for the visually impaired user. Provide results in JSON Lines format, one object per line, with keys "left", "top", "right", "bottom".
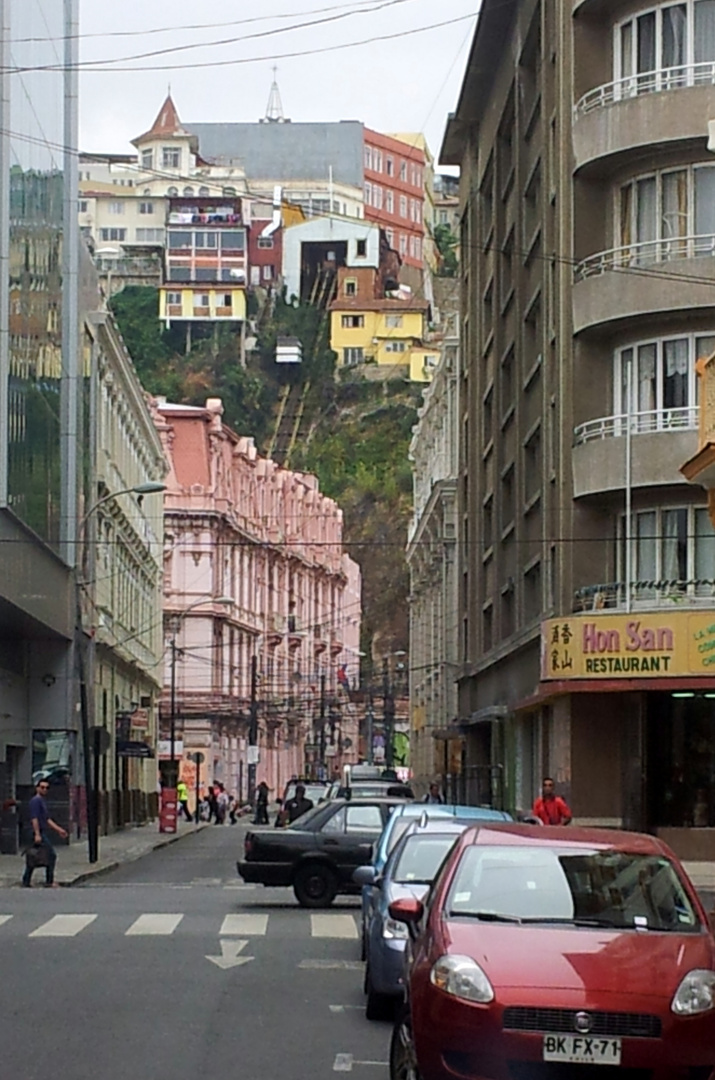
{"left": 206, "top": 938, "right": 255, "bottom": 970}
{"left": 332, "top": 1056, "right": 388, "bottom": 1071}
{"left": 329, "top": 1005, "right": 364, "bottom": 1013}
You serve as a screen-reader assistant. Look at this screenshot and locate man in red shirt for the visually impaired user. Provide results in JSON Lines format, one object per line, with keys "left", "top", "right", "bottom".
{"left": 532, "top": 777, "right": 572, "bottom": 825}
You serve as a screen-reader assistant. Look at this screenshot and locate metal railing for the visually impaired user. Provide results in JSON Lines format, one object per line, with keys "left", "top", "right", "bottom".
{"left": 574, "top": 406, "right": 699, "bottom": 445}
{"left": 574, "top": 580, "right": 715, "bottom": 612}
{"left": 575, "top": 61, "right": 715, "bottom": 115}
{"left": 575, "top": 234, "right": 715, "bottom": 280}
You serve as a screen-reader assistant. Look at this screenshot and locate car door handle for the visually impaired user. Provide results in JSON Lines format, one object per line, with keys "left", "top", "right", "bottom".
{"left": 324, "top": 839, "right": 340, "bottom": 846}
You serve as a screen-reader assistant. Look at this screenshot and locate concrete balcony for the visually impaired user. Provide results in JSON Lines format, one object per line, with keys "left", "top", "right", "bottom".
{"left": 573, "top": 238, "right": 715, "bottom": 336}
{"left": 573, "top": 66, "right": 715, "bottom": 174}
{"left": 574, "top": 579, "right": 715, "bottom": 613}
{"left": 572, "top": 408, "right": 698, "bottom": 497}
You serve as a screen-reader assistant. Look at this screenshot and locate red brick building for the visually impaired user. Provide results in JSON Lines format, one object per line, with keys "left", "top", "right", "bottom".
{"left": 362, "top": 129, "right": 425, "bottom": 270}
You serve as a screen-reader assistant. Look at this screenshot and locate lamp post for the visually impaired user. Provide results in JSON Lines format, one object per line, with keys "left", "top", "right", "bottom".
{"left": 77, "top": 481, "right": 166, "bottom": 863}
{"left": 166, "top": 594, "right": 233, "bottom": 788}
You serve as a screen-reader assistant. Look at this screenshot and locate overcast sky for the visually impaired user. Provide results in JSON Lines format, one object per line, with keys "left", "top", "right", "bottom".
{"left": 78, "top": 0, "right": 477, "bottom": 169}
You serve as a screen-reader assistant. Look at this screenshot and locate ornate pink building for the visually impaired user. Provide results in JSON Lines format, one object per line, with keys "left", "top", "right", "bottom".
{"left": 152, "top": 396, "right": 361, "bottom": 804}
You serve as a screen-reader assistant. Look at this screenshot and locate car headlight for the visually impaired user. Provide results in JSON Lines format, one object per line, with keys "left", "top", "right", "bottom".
{"left": 383, "top": 916, "right": 409, "bottom": 940}
{"left": 672, "top": 970, "right": 715, "bottom": 1016}
{"left": 430, "top": 955, "right": 494, "bottom": 1003}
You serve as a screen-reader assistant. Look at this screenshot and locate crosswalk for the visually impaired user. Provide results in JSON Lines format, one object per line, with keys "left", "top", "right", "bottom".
{"left": 0, "top": 911, "right": 361, "bottom": 940}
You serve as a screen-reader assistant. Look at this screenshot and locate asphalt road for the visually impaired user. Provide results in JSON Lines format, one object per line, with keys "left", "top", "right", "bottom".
{"left": 0, "top": 825, "right": 391, "bottom": 1080}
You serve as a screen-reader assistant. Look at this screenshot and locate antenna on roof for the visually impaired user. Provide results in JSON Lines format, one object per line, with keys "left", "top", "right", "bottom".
{"left": 262, "top": 66, "right": 287, "bottom": 124}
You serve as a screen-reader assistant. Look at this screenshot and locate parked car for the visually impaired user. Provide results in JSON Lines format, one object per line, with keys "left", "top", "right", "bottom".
{"left": 356, "top": 818, "right": 471, "bottom": 1020}
{"left": 324, "top": 778, "right": 415, "bottom": 801}
{"left": 358, "top": 803, "right": 513, "bottom": 959}
{"left": 389, "top": 823, "right": 715, "bottom": 1080}
{"left": 237, "top": 796, "right": 410, "bottom": 907}
{"left": 274, "top": 780, "right": 329, "bottom": 826}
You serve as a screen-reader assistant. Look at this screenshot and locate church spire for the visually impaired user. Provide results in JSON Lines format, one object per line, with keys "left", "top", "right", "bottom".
{"left": 262, "top": 67, "right": 286, "bottom": 123}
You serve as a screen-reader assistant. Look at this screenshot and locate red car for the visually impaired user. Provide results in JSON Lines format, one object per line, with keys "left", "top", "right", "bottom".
{"left": 389, "top": 824, "right": 715, "bottom": 1080}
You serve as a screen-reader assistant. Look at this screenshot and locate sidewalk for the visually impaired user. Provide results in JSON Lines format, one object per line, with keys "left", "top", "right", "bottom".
{"left": 0, "top": 818, "right": 208, "bottom": 888}
{"left": 684, "top": 861, "right": 715, "bottom": 895}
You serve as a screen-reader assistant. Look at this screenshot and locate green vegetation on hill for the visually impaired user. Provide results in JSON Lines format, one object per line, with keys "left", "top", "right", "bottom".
{"left": 111, "top": 286, "right": 419, "bottom": 663}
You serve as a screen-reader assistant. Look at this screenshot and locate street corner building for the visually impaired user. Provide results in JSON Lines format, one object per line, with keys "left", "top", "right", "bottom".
{"left": 440, "top": 0, "right": 715, "bottom": 858}
{"left": 152, "top": 397, "right": 362, "bottom": 803}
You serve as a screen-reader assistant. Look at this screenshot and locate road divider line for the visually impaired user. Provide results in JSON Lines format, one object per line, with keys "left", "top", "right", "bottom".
{"left": 311, "top": 914, "right": 359, "bottom": 939}
{"left": 300, "top": 959, "right": 364, "bottom": 971}
{"left": 125, "top": 913, "right": 183, "bottom": 936}
{"left": 220, "top": 913, "right": 268, "bottom": 936}
{"left": 30, "top": 914, "right": 97, "bottom": 938}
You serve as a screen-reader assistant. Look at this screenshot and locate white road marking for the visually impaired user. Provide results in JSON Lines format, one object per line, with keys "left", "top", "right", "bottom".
{"left": 0, "top": 916, "right": 12, "bottom": 928}
{"left": 220, "top": 913, "right": 268, "bottom": 936}
{"left": 311, "top": 914, "right": 359, "bottom": 939}
{"left": 299, "top": 959, "right": 364, "bottom": 970}
{"left": 223, "top": 884, "right": 256, "bottom": 891}
{"left": 206, "top": 938, "right": 254, "bottom": 969}
{"left": 329, "top": 1005, "right": 364, "bottom": 1013}
{"left": 332, "top": 1056, "right": 388, "bottom": 1071}
{"left": 30, "top": 914, "right": 97, "bottom": 938}
{"left": 125, "top": 913, "right": 183, "bottom": 936}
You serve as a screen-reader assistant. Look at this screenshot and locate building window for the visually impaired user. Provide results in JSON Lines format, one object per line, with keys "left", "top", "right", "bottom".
{"left": 619, "top": 164, "right": 715, "bottom": 257}
{"left": 199, "top": 186, "right": 210, "bottom": 196}
{"left": 78, "top": 200, "right": 88, "bottom": 213}
{"left": 364, "top": 181, "right": 372, "bottom": 206}
{"left": 108, "top": 201, "right": 124, "bottom": 215}
{"left": 364, "top": 146, "right": 373, "bottom": 170}
{"left": 257, "top": 237, "right": 274, "bottom": 249}
{"left": 385, "top": 190, "right": 394, "bottom": 214}
{"left": 139, "top": 202, "right": 154, "bottom": 215}
{"left": 524, "top": 562, "right": 542, "bottom": 623}
{"left": 614, "top": 333, "right": 715, "bottom": 418}
{"left": 524, "top": 425, "right": 541, "bottom": 503}
{"left": 385, "top": 314, "right": 403, "bottom": 328}
{"left": 162, "top": 147, "right": 180, "bottom": 168}
{"left": 373, "top": 185, "right": 383, "bottom": 210}
{"left": 341, "top": 314, "right": 365, "bottom": 328}
{"left": 193, "top": 293, "right": 210, "bottom": 310}
{"left": 409, "top": 236, "right": 416, "bottom": 258}
{"left": 167, "top": 291, "right": 181, "bottom": 306}
{"left": 344, "top": 278, "right": 357, "bottom": 296}
{"left": 386, "top": 156, "right": 394, "bottom": 177}
{"left": 385, "top": 227, "right": 395, "bottom": 247}
{"left": 413, "top": 236, "right": 421, "bottom": 261}
{"left": 99, "top": 228, "right": 126, "bottom": 242}
{"left": 384, "top": 340, "right": 407, "bottom": 353}
{"left": 343, "top": 347, "right": 364, "bottom": 365}
{"left": 616, "top": 2, "right": 715, "bottom": 89}
{"left": 135, "top": 228, "right": 164, "bottom": 243}
{"left": 373, "top": 149, "right": 382, "bottom": 172}
{"left": 183, "top": 186, "right": 194, "bottom": 197}
{"left": 399, "top": 234, "right": 407, "bottom": 256}
{"left": 262, "top": 265, "right": 274, "bottom": 280}
{"left": 399, "top": 161, "right": 407, "bottom": 182}
{"left": 356, "top": 239, "right": 367, "bottom": 257}
{"left": 399, "top": 195, "right": 408, "bottom": 218}
{"left": 141, "top": 150, "right": 153, "bottom": 170}
{"left": 167, "top": 186, "right": 179, "bottom": 196}
{"left": 617, "top": 506, "right": 715, "bottom": 591}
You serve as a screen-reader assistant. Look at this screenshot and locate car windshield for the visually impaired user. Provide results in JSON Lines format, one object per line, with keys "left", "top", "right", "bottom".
{"left": 393, "top": 835, "right": 458, "bottom": 884}
{"left": 447, "top": 845, "right": 701, "bottom": 932}
{"left": 283, "top": 783, "right": 326, "bottom": 804}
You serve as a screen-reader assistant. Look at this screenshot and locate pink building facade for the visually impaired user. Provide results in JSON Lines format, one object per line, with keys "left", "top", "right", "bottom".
{"left": 152, "top": 396, "right": 362, "bottom": 804}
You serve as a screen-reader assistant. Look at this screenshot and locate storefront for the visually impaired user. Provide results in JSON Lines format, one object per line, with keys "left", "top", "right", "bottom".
{"left": 537, "top": 612, "right": 715, "bottom": 859}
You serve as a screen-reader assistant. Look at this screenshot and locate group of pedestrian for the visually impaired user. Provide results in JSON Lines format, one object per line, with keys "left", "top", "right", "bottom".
{"left": 176, "top": 778, "right": 246, "bottom": 825}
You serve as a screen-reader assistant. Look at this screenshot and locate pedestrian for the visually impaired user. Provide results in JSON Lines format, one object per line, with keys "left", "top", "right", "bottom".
{"left": 254, "top": 780, "right": 270, "bottom": 825}
{"left": 228, "top": 795, "right": 238, "bottom": 825}
{"left": 176, "top": 778, "right": 192, "bottom": 822}
{"left": 283, "top": 783, "right": 314, "bottom": 824}
{"left": 422, "top": 782, "right": 445, "bottom": 805}
{"left": 532, "top": 777, "right": 572, "bottom": 826}
{"left": 207, "top": 784, "right": 219, "bottom": 823}
{"left": 22, "top": 779, "right": 68, "bottom": 889}
{"left": 216, "top": 784, "right": 229, "bottom": 825}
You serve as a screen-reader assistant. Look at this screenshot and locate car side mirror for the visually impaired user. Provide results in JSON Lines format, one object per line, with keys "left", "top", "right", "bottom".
{"left": 389, "top": 897, "right": 424, "bottom": 925}
{"left": 353, "top": 865, "right": 377, "bottom": 887}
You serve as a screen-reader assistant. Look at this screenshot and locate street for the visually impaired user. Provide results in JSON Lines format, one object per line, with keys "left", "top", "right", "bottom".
{"left": 0, "top": 826, "right": 391, "bottom": 1080}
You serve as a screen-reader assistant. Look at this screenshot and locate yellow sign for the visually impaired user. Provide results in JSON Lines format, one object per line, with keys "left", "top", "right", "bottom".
{"left": 541, "top": 612, "right": 715, "bottom": 680}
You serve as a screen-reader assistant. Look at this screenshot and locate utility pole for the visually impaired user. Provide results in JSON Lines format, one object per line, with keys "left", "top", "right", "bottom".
{"left": 169, "top": 633, "right": 178, "bottom": 789}
{"left": 318, "top": 674, "right": 326, "bottom": 779}
{"left": 383, "top": 656, "right": 395, "bottom": 770}
{"left": 366, "top": 691, "right": 374, "bottom": 765}
{"left": 247, "top": 654, "right": 259, "bottom": 806}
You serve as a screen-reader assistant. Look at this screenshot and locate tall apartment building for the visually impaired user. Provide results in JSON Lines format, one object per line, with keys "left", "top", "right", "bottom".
{"left": 363, "top": 130, "right": 427, "bottom": 274}
{"left": 443, "top": 0, "right": 715, "bottom": 854}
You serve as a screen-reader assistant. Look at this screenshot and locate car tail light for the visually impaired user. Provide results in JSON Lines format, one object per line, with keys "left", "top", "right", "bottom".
{"left": 245, "top": 835, "right": 253, "bottom": 856}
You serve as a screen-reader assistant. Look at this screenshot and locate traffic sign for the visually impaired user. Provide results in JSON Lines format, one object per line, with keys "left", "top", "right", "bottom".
{"left": 190, "top": 751, "right": 205, "bottom": 765}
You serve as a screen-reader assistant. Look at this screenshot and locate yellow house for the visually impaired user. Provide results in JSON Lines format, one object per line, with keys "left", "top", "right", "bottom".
{"left": 330, "top": 300, "right": 432, "bottom": 382}
{"left": 159, "top": 286, "right": 246, "bottom": 326}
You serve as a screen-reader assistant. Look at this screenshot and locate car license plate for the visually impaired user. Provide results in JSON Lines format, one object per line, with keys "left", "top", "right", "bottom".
{"left": 543, "top": 1035, "right": 621, "bottom": 1066}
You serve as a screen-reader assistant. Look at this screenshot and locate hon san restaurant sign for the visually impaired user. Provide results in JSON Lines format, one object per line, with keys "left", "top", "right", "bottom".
{"left": 541, "top": 613, "right": 715, "bottom": 680}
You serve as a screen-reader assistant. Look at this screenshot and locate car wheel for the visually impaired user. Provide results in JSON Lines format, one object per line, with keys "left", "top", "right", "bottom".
{"left": 365, "top": 963, "right": 395, "bottom": 1022}
{"left": 360, "top": 927, "right": 367, "bottom": 962}
{"left": 293, "top": 863, "right": 338, "bottom": 908}
{"left": 390, "top": 1005, "right": 421, "bottom": 1080}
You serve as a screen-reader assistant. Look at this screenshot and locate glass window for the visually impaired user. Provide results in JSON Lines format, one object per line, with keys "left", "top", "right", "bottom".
{"left": 168, "top": 231, "right": 192, "bottom": 250}
{"left": 695, "top": 508, "right": 715, "bottom": 580}
{"left": 695, "top": 168, "right": 715, "bottom": 235}
{"left": 663, "top": 508, "right": 689, "bottom": 579}
{"left": 637, "top": 510, "right": 657, "bottom": 580}
{"left": 162, "top": 147, "right": 180, "bottom": 169}
{"left": 221, "top": 230, "right": 245, "bottom": 251}
{"left": 392, "top": 837, "right": 457, "bottom": 884}
{"left": 321, "top": 807, "right": 346, "bottom": 834}
{"left": 345, "top": 805, "right": 383, "bottom": 832}
{"left": 695, "top": 0, "right": 715, "bottom": 61}
{"left": 663, "top": 339, "right": 689, "bottom": 407}
{"left": 663, "top": 5, "right": 687, "bottom": 67}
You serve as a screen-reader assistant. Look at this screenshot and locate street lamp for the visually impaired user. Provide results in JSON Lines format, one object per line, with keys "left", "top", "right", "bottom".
{"left": 166, "top": 594, "right": 234, "bottom": 787}
{"left": 77, "top": 481, "right": 166, "bottom": 863}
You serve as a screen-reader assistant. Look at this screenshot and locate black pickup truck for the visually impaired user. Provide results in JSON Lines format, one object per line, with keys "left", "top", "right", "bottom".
{"left": 238, "top": 797, "right": 410, "bottom": 907}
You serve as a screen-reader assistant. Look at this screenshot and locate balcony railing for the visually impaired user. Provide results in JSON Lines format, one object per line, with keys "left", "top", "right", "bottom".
{"left": 574, "top": 580, "right": 715, "bottom": 612}
{"left": 575, "top": 61, "right": 715, "bottom": 115}
{"left": 574, "top": 407, "right": 699, "bottom": 445}
{"left": 575, "top": 234, "right": 715, "bottom": 281}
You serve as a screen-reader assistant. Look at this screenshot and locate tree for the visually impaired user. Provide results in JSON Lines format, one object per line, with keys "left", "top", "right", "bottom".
{"left": 434, "top": 223, "right": 458, "bottom": 277}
